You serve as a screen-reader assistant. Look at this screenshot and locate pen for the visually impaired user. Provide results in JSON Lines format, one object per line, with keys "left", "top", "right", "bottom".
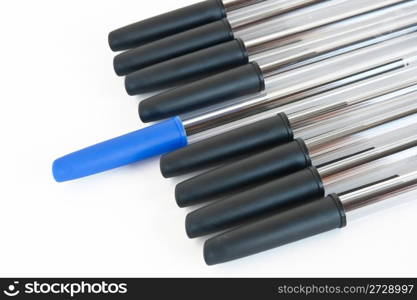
{"left": 175, "top": 90, "right": 417, "bottom": 207}
{"left": 109, "top": 0, "right": 266, "bottom": 51}
{"left": 113, "top": 0, "right": 323, "bottom": 74}
{"left": 52, "top": 53, "right": 416, "bottom": 182}
{"left": 203, "top": 167, "right": 417, "bottom": 265}
{"left": 137, "top": 29, "right": 417, "bottom": 121}
{"left": 125, "top": 0, "right": 413, "bottom": 93}
{"left": 161, "top": 68, "right": 417, "bottom": 177}
{"left": 185, "top": 132, "right": 417, "bottom": 238}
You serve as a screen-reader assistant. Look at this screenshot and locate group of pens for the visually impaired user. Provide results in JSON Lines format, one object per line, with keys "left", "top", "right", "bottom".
{"left": 53, "top": 0, "right": 417, "bottom": 265}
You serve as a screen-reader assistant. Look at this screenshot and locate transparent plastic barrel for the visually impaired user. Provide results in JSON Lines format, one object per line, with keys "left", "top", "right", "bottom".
{"left": 324, "top": 147, "right": 417, "bottom": 202}
{"left": 250, "top": 1, "right": 417, "bottom": 66}
{"left": 307, "top": 96, "right": 417, "bottom": 164}
{"left": 254, "top": 9, "right": 417, "bottom": 75}
{"left": 183, "top": 34, "right": 417, "bottom": 136}
{"left": 288, "top": 70, "right": 417, "bottom": 129}
{"left": 321, "top": 123, "right": 417, "bottom": 217}
{"left": 227, "top": 0, "right": 321, "bottom": 29}
{"left": 304, "top": 92, "right": 417, "bottom": 149}
{"left": 296, "top": 86, "right": 417, "bottom": 142}
{"left": 236, "top": 0, "right": 406, "bottom": 51}
{"left": 310, "top": 115, "right": 417, "bottom": 167}
{"left": 223, "top": 0, "right": 266, "bottom": 12}
{"left": 181, "top": 12, "right": 417, "bottom": 122}
{"left": 188, "top": 66, "right": 417, "bottom": 143}
{"left": 339, "top": 169, "right": 417, "bottom": 214}
{"left": 182, "top": 7, "right": 417, "bottom": 128}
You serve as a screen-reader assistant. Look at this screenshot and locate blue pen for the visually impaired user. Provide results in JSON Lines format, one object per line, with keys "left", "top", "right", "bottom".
{"left": 52, "top": 33, "right": 417, "bottom": 182}
{"left": 53, "top": 117, "right": 188, "bottom": 182}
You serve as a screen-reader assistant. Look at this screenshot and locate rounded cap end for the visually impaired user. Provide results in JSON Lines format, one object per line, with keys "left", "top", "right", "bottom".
{"left": 108, "top": 31, "right": 121, "bottom": 52}
{"left": 203, "top": 238, "right": 222, "bottom": 266}
{"left": 125, "top": 75, "right": 140, "bottom": 96}
{"left": 159, "top": 155, "right": 172, "bottom": 178}
{"left": 113, "top": 54, "right": 126, "bottom": 76}
{"left": 185, "top": 213, "right": 200, "bottom": 239}
{"left": 138, "top": 100, "right": 154, "bottom": 123}
{"left": 185, "top": 214, "right": 196, "bottom": 239}
{"left": 52, "top": 158, "right": 73, "bottom": 183}
{"left": 175, "top": 184, "right": 187, "bottom": 208}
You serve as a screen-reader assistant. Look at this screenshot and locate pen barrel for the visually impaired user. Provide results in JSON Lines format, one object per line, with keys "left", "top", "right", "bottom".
{"left": 175, "top": 139, "right": 311, "bottom": 207}
{"left": 204, "top": 194, "right": 346, "bottom": 265}
{"left": 160, "top": 113, "right": 293, "bottom": 178}
{"left": 113, "top": 20, "right": 235, "bottom": 76}
{"left": 223, "top": 0, "right": 263, "bottom": 11}
{"left": 138, "top": 62, "right": 263, "bottom": 122}
{"left": 186, "top": 167, "right": 325, "bottom": 238}
{"left": 126, "top": 39, "right": 250, "bottom": 95}
{"left": 108, "top": 0, "right": 226, "bottom": 51}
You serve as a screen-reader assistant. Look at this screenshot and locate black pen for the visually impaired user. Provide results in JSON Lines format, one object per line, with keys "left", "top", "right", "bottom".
{"left": 185, "top": 133, "right": 417, "bottom": 239}
{"left": 109, "top": 0, "right": 266, "bottom": 51}
{"left": 113, "top": 0, "right": 322, "bottom": 73}
{"left": 161, "top": 72, "right": 417, "bottom": 178}
{"left": 125, "top": 0, "right": 415, "bottom": 94}
{"left": 175, "top": 86, "right": 417, "bottom": 207}
{"left": 203, "top": 168, "right": 417, "bottom": 265}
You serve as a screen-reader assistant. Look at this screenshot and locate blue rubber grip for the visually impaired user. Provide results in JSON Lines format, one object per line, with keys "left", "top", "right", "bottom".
{"left": 53, "top": 117, "right": 188, "bottom": 182}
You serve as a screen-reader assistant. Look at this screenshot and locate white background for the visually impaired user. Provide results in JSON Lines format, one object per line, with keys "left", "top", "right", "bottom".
{"left": 0, "top": 0, "right": 416, "bottom": 277}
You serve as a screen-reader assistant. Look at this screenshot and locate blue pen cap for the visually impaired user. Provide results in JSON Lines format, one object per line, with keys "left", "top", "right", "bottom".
{"left": 53, "top": 117, "right": 188, "bottom": 182}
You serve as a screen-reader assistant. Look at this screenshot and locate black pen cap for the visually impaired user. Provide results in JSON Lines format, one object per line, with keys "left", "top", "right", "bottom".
{"left": 109, "top": 0, "right": 226, "bottom": 51}
{"left": 175, "top": 139, "right": 311, "bottom": 207}
{"left": 186, "top": 167, "right": 325, "bottom": 238}
{"left": 137, "top": 62, "right": 264, "bottom": 123}
{"left": 126, "top": 39, "right": 250, "bottom": 96}
{"left": 204, "top": 194, "right": 347, "bottom": 265}
{"left": 160, "top": 113, "right": 293, "bottom": 178}
{"left": 114, "top": 20, "right": 234, "bottom": 76}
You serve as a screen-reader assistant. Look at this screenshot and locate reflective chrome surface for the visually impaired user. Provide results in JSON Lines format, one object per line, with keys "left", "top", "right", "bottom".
{"left": 310, "top": 116, "right": 417, "bottom": 168}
